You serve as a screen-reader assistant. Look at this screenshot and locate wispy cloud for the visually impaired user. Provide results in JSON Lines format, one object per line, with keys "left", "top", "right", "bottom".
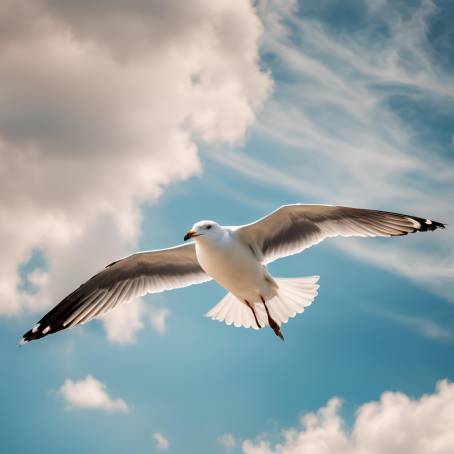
{"left": 338, "top": 240, "right": 454, "bottom": 304}
{"left": 373, "top": 308, "right": 454, "bottom": 341}
{"left": 218, "top": 0, "right": 454, "bottom": 303}
{"left": 58, "top": 375, "right": 129, "bottom": 413}
{"left": 243, "top": 379, "right": 454, "bottom": 454}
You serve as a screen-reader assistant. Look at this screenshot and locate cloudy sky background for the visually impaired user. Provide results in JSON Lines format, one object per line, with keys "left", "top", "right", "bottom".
{"left": 1, "top": 0, "right": 453, "bottom": 453}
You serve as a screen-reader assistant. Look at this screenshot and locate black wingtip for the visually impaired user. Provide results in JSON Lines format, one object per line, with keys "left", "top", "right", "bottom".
{"left": 21, "top": 320, "right": 64, "bottom": 344}
{"left": 414, "top": 217, "right": 446, "bottom": 232}
{"left": 21, "top": 328, "right": 34, "bottom": 344}
{"left": 21, "top": 326, "right": 43, "bottom": 344}
{"left": 18, "top": 337, "right": 28, "bottom": 347}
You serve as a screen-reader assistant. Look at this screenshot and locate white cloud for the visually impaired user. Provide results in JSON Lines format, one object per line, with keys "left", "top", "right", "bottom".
{"left": 149, "top": 307, "right": 171, "bottom": 335}
{"left": 153, "top": 432, "right": 170, "bottom": 451}
{"left": 218, "top": 433, "right": 237, "bottom": 450}
{"left": 374, "top": 309, "right": 454, "bottom": 342}
{"left": 100, "top": 299, "right": 171, "bottom": 344}
{"left": 101, "top": 299, "right": 146, "bottom": 345}
{"left": 226, "top": 0, "right": 454, "bottom": 303}
{"left": 0, "top": 0, "right": 271, "bottom": 318}
{"left": 58, "top": 375, "right": 129, "bottom": 413}
{"left": 243, "top": 379, "right": 454, "bottom": 454}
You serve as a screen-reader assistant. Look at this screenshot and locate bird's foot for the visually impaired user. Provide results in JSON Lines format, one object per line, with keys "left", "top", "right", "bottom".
{"left": 245, "top": 300, "right": 262, "bottom": 329}
{"left": 269, "top": 317, "right": 284, "bottom": 341}
{"left": 260, "top": 296, "right": 284, "bottom": 341}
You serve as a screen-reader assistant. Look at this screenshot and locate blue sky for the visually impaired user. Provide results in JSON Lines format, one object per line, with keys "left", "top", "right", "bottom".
{"left": 1, "top": 1, "right": 454, "bottom": 453}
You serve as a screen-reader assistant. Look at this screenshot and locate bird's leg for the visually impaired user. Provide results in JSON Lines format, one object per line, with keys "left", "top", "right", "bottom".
{"left": 261, "top": 296, "right": 284, "bottom": 341}
{"left": 245, "top": 300, "right": 261, "bottom": 329}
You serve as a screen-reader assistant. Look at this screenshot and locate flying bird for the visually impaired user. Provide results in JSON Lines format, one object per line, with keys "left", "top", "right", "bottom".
{"left": 21, "top": 205, "right": 445, "bottom": 343}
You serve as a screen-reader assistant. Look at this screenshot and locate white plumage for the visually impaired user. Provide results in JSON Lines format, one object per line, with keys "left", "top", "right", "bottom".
{"left": 21, "top": 204, "right": 445, "bottom": 343}
{"left": 206, "top": 276, "right": 319, "bottom": 329}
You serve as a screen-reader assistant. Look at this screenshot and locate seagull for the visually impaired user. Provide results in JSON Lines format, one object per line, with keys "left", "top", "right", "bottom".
{"left": 21, "top": 204, "right": 445, "bottom": 344}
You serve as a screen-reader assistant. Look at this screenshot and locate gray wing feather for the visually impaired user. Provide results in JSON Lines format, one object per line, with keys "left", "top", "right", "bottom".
{"left": 235, "top": 204, "right": 445, "bottom": 264}
{"left": 22, "top": 243, "right": 210, "bottom": 342}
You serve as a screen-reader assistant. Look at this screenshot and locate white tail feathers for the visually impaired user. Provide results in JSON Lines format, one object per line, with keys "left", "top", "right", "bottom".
{"left": 205, "top": 276, "right": 319, "bottom": 329}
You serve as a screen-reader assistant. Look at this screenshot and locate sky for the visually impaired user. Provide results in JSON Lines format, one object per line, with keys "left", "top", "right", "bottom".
{"left": 1, "top": 0, "right": 454, "bottom": 453}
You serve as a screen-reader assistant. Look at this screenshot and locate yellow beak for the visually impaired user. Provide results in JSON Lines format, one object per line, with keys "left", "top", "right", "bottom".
{"left": 184, "top": 230, "right": 199, "bottom": 241}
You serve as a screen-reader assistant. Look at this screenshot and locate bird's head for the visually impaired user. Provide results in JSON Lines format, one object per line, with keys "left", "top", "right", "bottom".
{"left": 184, "top": 220, "right": 223, "bottom": 242}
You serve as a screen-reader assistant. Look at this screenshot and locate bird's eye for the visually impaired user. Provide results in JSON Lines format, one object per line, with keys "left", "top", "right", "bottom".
{"left": 206, "top": 225, "right": 212, "bottom": 230}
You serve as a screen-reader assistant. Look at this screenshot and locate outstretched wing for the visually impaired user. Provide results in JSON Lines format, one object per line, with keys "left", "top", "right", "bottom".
{"left": 22, "top": 243, "right": 210, "bottom": 343}
{"left": 234, "top": 204, "right": 445, "bottom": 264}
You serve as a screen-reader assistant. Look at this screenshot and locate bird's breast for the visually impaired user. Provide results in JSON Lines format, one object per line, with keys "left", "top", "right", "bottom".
{"left": 195, "top": 238, "right": 264, "bottom": 296}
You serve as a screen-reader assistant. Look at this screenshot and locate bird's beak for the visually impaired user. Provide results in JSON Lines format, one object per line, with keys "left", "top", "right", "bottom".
{"left": 184, "top": 230, "right": 199, "bottom": 241}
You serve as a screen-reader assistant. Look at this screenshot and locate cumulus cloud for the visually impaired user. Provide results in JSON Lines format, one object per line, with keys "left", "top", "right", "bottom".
{"left": 216, "top": 0, "right": 454, "bottom": 303}
{"left": 149, "top": 307, "right": 171, "bottom": 335}
{"left": 101, "top": 299, "right": 146, "bottom": 345}
{"left": 242, "top": 379, "right": 454, "bottom": 454}
{"left": 58, "top": 375, "right": 129, "bottom": 412}
{"left": 153, "top": 432, "right": 170, "bottom": 451}
{"left": 218, "top": 433, "right": 237, "bottom": 450}
{"left": 0, "top": 0, "right": 271, "bottom": 318}
{"left": 100, "top": 300, "right": 170, "bottom": 344}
